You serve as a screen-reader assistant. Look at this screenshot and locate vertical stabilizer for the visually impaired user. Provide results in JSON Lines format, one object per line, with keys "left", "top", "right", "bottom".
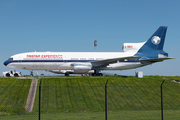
{"left": 135, "top": 26, "right": 168, "bottom": 58}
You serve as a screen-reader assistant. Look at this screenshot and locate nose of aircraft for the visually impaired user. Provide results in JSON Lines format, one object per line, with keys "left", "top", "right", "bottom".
{"left": 4, "top": 60, "right": 9, "bottom": 66}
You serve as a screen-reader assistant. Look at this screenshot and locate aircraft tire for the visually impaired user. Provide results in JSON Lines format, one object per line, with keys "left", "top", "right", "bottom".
{"left": 92, "top": 73, "right": 96, "bottom": 76}
{"left": 65, "top": 73, "right": 69, "bottom": 76}
{"left": 14, "top": 73, "right": 19, "bottom": 77}
{"left": 6, "top": 73, "right": 11, "bottom": 77}
{"left": 92, "top": 73, "right": 103, "bottom": 76}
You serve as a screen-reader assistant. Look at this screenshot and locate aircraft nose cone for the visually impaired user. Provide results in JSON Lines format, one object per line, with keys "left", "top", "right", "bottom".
{"left": 4, "top": 60, "right": 9, "bottom": 66}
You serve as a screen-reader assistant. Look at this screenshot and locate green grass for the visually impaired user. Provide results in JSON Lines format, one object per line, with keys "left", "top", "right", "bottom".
{"left": 33, "top": 76, "right": 180, "bottom": 113}
{"left": 1, "top": 76, "right": 180, "bottom": 119}
{"left": 0, "top": 78, "right": 31, "bottom": 115}
{"left": 1, "top": 110, "right": 180, "bottom": 120}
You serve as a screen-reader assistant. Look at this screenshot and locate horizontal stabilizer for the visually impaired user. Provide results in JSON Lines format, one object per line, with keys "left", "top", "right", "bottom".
{"left": 91, "top": 56, "right": 140, "bottom": 67}
{"left": 139, "top": 57, "right": 175, "bottom": 62}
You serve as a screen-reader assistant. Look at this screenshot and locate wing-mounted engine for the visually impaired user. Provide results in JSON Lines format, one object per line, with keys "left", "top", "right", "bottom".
{"left": 73, "top": 65, "right": 92, "bottom": 73}
{"left": 122, "top": 42, "right": 145, "bottom": 52}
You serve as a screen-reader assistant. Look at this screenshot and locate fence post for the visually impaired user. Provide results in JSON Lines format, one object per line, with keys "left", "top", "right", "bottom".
{"left": 161, "top": 80, "right": 165, "bottom": 120}
{"left": 39, "top": 79, "right": 42, "bottom": 120}
{"left": 105, "top": 79, "right": 108, "bottom": 120}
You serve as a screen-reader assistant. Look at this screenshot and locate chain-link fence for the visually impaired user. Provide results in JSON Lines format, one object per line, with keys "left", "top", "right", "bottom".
{"left": 1, "top": 78, "right": 180, "bottom": 120}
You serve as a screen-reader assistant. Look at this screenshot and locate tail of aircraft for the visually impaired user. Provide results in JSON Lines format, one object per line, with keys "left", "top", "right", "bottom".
{"left": 135, "top": 26, "right": 170, "bottom": 61}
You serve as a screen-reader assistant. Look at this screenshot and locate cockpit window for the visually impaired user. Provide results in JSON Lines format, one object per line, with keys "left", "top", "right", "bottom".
{"left": 8, "top": 58, "right": 13, "bottom": 60}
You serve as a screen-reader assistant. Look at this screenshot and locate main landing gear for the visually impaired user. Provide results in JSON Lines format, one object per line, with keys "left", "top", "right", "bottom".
{"left": 91, "top": 69, "right": 103, "bottom": 76}
{"left": 92, "top": 73, "right": 103, "bottom": 76}
{"left": 65, "top": 73, "right": 69, "bottom": 76}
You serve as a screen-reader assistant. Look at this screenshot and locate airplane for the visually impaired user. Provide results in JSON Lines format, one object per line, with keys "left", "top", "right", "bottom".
{"left": 4, "top": 26, "right": 174, "bottom": 76}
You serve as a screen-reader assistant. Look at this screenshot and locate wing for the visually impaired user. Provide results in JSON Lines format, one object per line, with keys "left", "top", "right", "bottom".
{"left": 91, "top": 56, "right": 140, "bottom": 67}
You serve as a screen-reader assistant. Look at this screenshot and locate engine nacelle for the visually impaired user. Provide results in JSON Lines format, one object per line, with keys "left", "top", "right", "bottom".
{"left": 73, "top": 65, "right": 91, "bottom": 73}
{"left": 122, "top": 42, "right": 145, "bottom": 52}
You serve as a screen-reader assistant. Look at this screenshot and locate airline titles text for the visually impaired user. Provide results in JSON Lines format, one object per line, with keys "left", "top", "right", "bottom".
{"left": 26, "top": 55, "right": 63, "bottom": 58}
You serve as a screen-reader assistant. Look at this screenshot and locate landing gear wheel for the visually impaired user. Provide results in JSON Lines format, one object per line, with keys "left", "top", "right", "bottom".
{"left": 99, "top": 73, "right": 103, "bottom": 76}
{"left": 65, "top": 73, "right": 69, "bottom": 76}
{"left": 92, "top": 73, "right": 103, "bottom": 76}
{"left": 30, "top": 71, "right": 33, "bottom": 76}
{"left": 14, "top": 73, "right": 19, "bottom": 77}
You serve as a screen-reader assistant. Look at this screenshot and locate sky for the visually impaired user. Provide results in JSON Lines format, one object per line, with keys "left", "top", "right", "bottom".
{"left": 0, "top": 0, "right": 179, "bottom": 76}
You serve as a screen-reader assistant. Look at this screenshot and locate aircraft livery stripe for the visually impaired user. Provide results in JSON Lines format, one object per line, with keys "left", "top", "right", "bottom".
{"left": 4, "top": 59, "right": 138, "bottom": 66}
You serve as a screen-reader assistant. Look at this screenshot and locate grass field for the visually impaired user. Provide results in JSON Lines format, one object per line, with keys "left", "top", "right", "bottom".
{"left": 1, "top": 110, "right": 180, "bottom": 120}
{"left": 0, "top": 78, "right": 31, "bottom": 116}
{"left": 1, "top": 76, "right": 180, "bottom": 119}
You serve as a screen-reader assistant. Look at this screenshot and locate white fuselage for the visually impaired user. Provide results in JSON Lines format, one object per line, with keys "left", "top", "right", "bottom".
{"left": 6, "top": 51, "right": 145, "bottom": 71}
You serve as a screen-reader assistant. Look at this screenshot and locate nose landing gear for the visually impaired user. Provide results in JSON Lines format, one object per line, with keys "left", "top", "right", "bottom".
{"left": 30, "top": 70, "right": 33, "bottom": 76}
